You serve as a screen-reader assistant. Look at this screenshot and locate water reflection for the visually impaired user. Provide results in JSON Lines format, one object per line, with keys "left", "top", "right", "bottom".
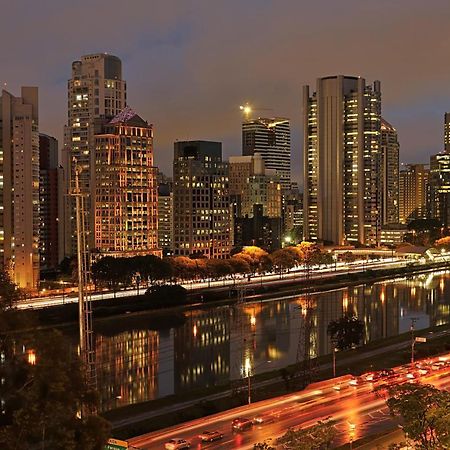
{"left": 89, "top": 270, "right": 450, "bottom": 412}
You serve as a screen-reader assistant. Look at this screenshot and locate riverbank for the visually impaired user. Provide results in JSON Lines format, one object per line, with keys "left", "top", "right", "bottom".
{"left": 105, "top": 320, "right": 450, "bottom": 440}
{"left": 29, "top": 260, "right": 450, "bottom": 327}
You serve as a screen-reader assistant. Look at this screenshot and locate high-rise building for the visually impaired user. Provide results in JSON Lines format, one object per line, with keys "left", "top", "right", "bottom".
{"left": 173, "top": 141, "right": 231, "bottom": 258}
{"left": 380, "top": 118, "right": 399, "bottom": 224}
{"left": 242, "top": 117, "right": 291, "bottom": 189}
{"left": 444, "top": 113, "right": 450, "bottom": 153}
{"left": 0, "top": 88, "right": 40, "bottom": 288}
{"left": 399, "top": 164, "right": 429, "bottom": 224}
{"left": 429, "top": 153, "right": 450, "bottom": 227}
{"left": 229, "top": 153, "right": 281, "bottom": 219}
{"left": 93, "top": 107, "right": 159, "bottom": 257}
{"left": 234, "top": 205, "right": 282, "bottom": 252}
{"left": 158, "top": 182, "right": 173, "bottom": 256}
{"left": 62, "top": 53, "right": 127, "bottom": 258}
{"left": 303, "top": 75, "right": 381, "bottom": 246}
{"left": 39, "top": 134, "right": 59, "bottom": 271}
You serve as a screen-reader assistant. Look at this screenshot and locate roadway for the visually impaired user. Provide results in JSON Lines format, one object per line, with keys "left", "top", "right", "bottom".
{"left": 128, "top": 354, "right": 450, "bottom": 449}
{"left": 18, "top": 258, "right": 411, "bottom": 310}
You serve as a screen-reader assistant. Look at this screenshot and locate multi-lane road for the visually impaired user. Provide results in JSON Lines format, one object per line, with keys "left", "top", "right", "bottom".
{"left": 18, "top": 258, "right": 410, "bottom": 310}
{"left": 128, "top": 354, "right": 450, "bottom": 449}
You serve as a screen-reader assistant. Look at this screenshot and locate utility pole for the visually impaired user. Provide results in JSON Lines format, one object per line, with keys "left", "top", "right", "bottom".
{"left": 410, "top": 317, "right": 418, "bottom": 364}
{"left": 72, "top": 160, "right": 97, "bottom": 413}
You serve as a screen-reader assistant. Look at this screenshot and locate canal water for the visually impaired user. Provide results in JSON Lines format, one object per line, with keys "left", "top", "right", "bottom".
{"left": 79, "top": 270, "right": 450, "bottom": 412}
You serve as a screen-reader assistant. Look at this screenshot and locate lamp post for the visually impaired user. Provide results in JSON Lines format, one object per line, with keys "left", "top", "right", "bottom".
{"left": 245, "top": 359, "right": 271, "bottom": 404}
{"left": 410, "top": 317, "right": 418, "bottom": 364}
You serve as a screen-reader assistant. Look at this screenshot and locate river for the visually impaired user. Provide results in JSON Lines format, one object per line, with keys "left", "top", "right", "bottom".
{"left": 77, "top": 270, "right": 450, "bottom": 412}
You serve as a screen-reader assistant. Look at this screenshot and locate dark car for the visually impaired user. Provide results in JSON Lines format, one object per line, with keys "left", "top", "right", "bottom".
{"left": 232, "top": 418, "right": 253, "bottom": 432}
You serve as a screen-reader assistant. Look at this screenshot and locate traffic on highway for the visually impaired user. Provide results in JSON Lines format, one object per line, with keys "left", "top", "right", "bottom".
{"left": 18, "top": 257, "right": 409, "bottom": 310}
{"left": 128, "top": 353, "right": 450, "bottom": 449}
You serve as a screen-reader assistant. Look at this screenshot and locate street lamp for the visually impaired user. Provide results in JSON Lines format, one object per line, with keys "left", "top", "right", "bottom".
{"left": 244, "top": 359, "right": 271, "bottom": 404}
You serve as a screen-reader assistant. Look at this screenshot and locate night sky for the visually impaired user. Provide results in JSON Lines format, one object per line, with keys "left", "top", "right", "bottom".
{"left": 2, "top": 0, "right": 450, "bottom": 185}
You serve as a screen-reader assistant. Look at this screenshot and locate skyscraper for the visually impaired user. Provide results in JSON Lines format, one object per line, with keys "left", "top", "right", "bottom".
{"left": 62, "top": 53, "right": 126, "bottom": 258}
{"left": 39, "top": 133, "right": 59, "bottom": 271}
{"left": 158, "top": 182, "right": 173, "bottom": 256}
{"left": 242, "top": 117, "right": 291, "bottom": 189}
{"left": 229, "top": 153, "right": 281, "bottom": 219}
{"left": 399, "top": 164, "right": 429, "bottom": 224}
{"left": 444, "top": 112, "right": 450, "bottom": 153}
{"left": 303, "top": 75, "right": 381, "bottom": 246}
{"left": 173, "top": 141, "right": 231, "bottom": 258}
{"left": 0, "top": 88, "right": 40, "bottom": 288}
{"left": 380, "top": 118, "right": 399, "bottom": 224}
{"left": 429, "top": 153, "right": 450, "bottom": 227}
{"left": 93, "top": 107, "right": 159, "bottom": 257}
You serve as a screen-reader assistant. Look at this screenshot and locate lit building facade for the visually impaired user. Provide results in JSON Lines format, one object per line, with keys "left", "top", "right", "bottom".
{"left": 94, "top": 107, "right": 159, "bottom": 257}
{"left": 173, "top": 141, "right": 231, "bottom": 259}
{"left": 229, "top": 154, "right": 281, "bottom": 219}
{"left": 429, "top": 153, "right": 450, "bottom": 227}
{"left": 303, "top": 75, "right": 382, "bottom": 246}
{"left": 242, "top": 117, "right": 291, "bottom": 189}
{"left": 62, "top": 53, "right": 126, "bottom": 259}
{"left": 445, "top": 112, "right": 450, "bottom": 153}
{"left": 39, "top": 134, "right": 59, "bottom": 271}
{"left": 158, "top": 183, "right": 173, "bottom": 256}
{"left": 380, "top": 118, "right": 399, "bottom": 224}
{"left": 399, "top": 164, "right": 429, "bottom": 223}
{"left": 0, "top": 88, "right": 40, "bottom": 288}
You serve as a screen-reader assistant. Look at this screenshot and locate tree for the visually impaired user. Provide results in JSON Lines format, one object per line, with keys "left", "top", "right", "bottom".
{"left": 0, "top": 269, "right": 110, "bottom": 449}
{"left": 253, "top": 442, "right": 275, "bottom": 450}
{"left": 0, "top": 269, "right": 21, "bottom": 309}
{"left": 234, "top": 246, "right": 268, "bottom": 274}
{"left": 270, "top": 248, "right": 297, "bottom": 273}
{"left": 327, "top": 315, "right": 364, "bottom": 350}
{"left": 276, "top": 418, "right": 336, "bottom": 449}
{"left": 385, "top": 383, "right": 450, "bottom": 449}
{"left": 0, "top": 329, "right": 110, "bottom": 449}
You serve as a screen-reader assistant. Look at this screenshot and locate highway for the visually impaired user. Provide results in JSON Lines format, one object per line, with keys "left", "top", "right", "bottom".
{"left": 18, "top": 258, "right": 411, "bottom": 310}
{"left": 128, "top": 354, "right": 450, "bottom": 449}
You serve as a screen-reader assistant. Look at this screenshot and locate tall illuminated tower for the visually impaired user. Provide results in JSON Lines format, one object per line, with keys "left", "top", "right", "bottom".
{"left": 303, "top": 75, "right": 382, "bottom": 246}
{"left": 0, "top": 88, "right": 40, "bottom": 288}
{"left": 242, "top": 117, "right": 291, "bottom": 189}
{"left": 94, "top": 107, "right": 159, "bottom": 257}
{"left": 173, "top": 141, "right": 231, "bottom": 258}
{"left": 380, "top": 118, "right": 399, "bottom": 224}
{"left": 61, "top": 53, "right": 126, "bottom": 258}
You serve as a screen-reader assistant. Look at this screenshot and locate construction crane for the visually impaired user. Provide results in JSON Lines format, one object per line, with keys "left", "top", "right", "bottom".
{"left": 72, "top": 160, "right": 97, "bottom": 413}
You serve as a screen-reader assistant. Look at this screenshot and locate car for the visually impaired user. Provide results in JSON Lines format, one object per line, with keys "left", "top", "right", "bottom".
{"left": 231, "top": 418, "right": 253, "bottom": 432}
{"left": 198, "top": 431, "right": 224, "bottom": 442}
{"left": 165, "top": 439, "right": 191, "bottom": 450}
{"left": 253, "top": 414, "right": 275, "bottom": 425}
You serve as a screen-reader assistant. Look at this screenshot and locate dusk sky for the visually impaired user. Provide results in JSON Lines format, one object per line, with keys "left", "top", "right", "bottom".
{"left": 2, "top": 0, "right": 450, "bottom": 184}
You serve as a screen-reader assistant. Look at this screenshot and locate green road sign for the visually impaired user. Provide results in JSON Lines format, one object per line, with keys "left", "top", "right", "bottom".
{"left": 104, "top": 438, "right": 128, "bottom": 450}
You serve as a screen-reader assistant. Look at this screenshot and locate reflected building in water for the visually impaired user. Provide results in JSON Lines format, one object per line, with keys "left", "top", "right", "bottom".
{"left": 85, "top": 271, "right": 450, "bottom": 412}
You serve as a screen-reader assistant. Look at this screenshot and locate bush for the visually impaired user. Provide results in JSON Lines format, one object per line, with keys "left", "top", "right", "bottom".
{"left": 144, "top": 284, "right": 187, "bottom": 307}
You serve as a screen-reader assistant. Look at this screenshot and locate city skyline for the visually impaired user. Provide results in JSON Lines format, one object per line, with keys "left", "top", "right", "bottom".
{"left": 2, "top": 1, "right": 450, "bottom": 184}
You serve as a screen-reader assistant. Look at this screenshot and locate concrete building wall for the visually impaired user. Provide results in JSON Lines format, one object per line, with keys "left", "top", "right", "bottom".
{"left": 303, "top": 75, "right": 381, "bottom": 246}
{"left": 0, "top": 88, "right": 40, "bottom": 288}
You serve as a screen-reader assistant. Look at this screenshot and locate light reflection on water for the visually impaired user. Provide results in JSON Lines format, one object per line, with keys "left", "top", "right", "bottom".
{"left": 80, "top": 271, "right": 450, "bottom": 412}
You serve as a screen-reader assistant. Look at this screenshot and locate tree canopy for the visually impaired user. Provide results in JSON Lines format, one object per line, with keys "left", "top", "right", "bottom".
{"left": 0, "top": 268, "right": 110, "bottom": 449}
{"left": 327, "top": 315, "right": 364, "bottom": 350}
{"left": 385, "top": 383, "right": 450, "bottom": 449}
